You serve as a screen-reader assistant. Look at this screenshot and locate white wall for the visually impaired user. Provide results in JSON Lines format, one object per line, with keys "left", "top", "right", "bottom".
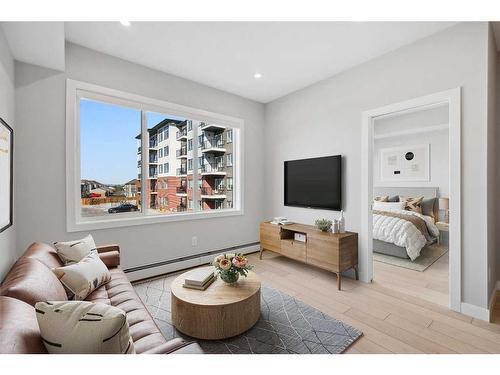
{"left": 14, "top": 43, "right": 265, "bottom": 272}
{"left": 0, "top": 27, "right": 16, "bottom": 280}
{"left": 264, "top": 22, "right": 490, "bottom": 309}
{"left": 373, "top": 106, "right": 449, "bottom": 197}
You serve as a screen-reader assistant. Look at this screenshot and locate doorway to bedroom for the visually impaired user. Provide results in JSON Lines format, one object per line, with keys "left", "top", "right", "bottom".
{"left": 361, "top": 88, "right": 461, "bottom": 313}
{"left": 371, "top": 104, "right": 450, "bottom": 308}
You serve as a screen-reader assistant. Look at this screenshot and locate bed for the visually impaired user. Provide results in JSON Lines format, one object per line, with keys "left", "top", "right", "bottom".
{"left": 373, "top": 187, "right": 440, "bottom": 260}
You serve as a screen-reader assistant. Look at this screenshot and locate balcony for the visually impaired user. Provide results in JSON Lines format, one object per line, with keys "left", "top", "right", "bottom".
{"left": 176, "top": 167, "right": 187, "bottom": 176}
{"left": 201, "top": 187, "right": 226, "bottom": 199}
{"left": 149, "top": 157, "right": 158, "bottom": 164}
{"left": 201, "top": 138, "right": 225, "bottom": 154}
{"left": 200, "top": 123, "right": 226, "bottom": 133}
{"left": 137, "top": 146, "right": 141, "bottom": 154}
{"left": 149, "top": 141, "right": 158, "bottom": 149}
{"left": 176, "top": 186, "right": 187, "bottom": 196}
{"left": 200, "top": 164, "right": 226, "bottom": 176}
{"left": 176, "top": 146, "right": 188, "bottom": 158}
{"left": 177, "top": 204, "right": 187, "bottom": 212}
{"left": 176, "top": 128, "right": 187, "bottom": 140}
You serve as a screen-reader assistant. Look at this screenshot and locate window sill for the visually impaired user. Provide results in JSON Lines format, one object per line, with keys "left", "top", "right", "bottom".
{"left": 67, "top": 208, "right": 244, "bottom": 232}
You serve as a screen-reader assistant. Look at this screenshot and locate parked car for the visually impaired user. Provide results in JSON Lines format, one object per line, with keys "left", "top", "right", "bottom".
{"left": 108, "top": 203, "right": 139, "bottom": 213}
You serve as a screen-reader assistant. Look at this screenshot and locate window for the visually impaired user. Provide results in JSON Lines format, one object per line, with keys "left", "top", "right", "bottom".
{"left": 226, "top": 177, "right": 233, "bottom": 190}
{"left": 227, "top": 201, "right": 233, "bottom": 209}
{"left": 68, "top": 80, "right": 242, "bottom": 231}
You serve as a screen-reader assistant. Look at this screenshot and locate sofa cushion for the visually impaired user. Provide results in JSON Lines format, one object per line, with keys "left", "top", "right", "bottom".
{"left": 53, "top": 251, "right": 111, "bottom": 300}
{"left": 0, "top": 296, "right": 47, "bottom": 354}
{"left": 23, "top": 242, "right": 63, "bottom": 269}
{"left": 53, "top": 234, "right": 97, "bottom": 265}
{"left": 85, "top": 268, "right": 167, "bottom": 353}
{"left": 0, "top": 257, "right": 68, "bottom": 306}
{"left": 35, "top": 301, "right": 135, "bottom": 354}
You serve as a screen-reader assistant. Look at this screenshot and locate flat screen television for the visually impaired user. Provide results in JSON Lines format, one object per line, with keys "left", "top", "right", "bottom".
{"left": 284, "top": 155, "right": 342, "bottom": 211}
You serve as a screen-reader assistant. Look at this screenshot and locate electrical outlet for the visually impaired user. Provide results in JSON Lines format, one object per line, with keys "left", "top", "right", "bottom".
{"left": 191, "top": 236, "right": 197, "bottom": 247}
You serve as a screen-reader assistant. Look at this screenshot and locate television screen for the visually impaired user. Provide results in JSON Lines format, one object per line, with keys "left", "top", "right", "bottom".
{"left": 284, "top": 155, "right": 342, "bottom": 210}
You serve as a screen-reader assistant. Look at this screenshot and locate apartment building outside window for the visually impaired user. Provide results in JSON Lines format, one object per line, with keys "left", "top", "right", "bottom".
{"left": 67, "top": 80, "right": 242, "bottom": 231}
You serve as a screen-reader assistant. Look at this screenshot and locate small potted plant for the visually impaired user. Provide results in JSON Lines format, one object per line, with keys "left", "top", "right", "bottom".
{"left": 213, "top": 253, "right": 253, "bottom": 285}
{"left": 315, "top": 218, "right": 333, "bottom": 232}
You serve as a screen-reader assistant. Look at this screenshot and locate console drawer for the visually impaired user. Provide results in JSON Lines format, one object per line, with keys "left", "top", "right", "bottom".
{"left": 280, "top": 239, "right": 306, "bottom": 262}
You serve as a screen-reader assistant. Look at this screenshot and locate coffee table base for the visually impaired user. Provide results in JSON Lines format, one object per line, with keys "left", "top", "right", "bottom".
{"left": 171, "top": 289, "right": 261, "bottom": 340}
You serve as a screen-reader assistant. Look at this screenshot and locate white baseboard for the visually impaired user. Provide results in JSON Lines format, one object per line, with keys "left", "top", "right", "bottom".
{"left": 125, "top": 244, "right": 260, "bottom": 282}
{"left": 461, "top": 302, "right": 490, "bottom": 322}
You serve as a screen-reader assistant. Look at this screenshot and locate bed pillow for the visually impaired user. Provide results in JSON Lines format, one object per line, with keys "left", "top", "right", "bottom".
{"left": 421, "top": 198, "right": 438, "bottom": 221}
{"left": 53, "top": 234, "right": 97, "bottom": 265}
{"left": 400, "top": 196, "right": 424, "bottom": 214}
{"left": 373, "top": 196, "right": 389, "bottom": 202}
{"left": 373, "top": 201, "right": 406, "bottom": 211}
{"left": 53, "top": 251, "right": 111, "bottom": 300}
{"left": 35, "top": 301, "right": 135, "bottom": 354}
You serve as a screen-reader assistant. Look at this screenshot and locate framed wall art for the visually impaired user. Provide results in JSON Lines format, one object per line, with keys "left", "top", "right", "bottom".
{"left": 0, "top": 117, "right": 13, "bottom": 233}
{"left": 380, "top": 144, "right": 430, "bottom": 182}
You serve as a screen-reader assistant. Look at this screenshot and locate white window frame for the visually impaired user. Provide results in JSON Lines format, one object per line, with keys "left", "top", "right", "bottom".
{"left": 66, "top": 79, "right": 244, "bottom": 232}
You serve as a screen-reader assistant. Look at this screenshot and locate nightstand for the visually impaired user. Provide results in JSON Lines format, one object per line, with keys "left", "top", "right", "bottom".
{"left": 436, "top": 221, "right": 449, "bottom": 246}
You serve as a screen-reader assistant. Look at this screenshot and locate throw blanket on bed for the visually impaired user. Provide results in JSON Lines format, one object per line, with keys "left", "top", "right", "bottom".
{"left": 372, "top": 209, "right": 439, "bottom": 260}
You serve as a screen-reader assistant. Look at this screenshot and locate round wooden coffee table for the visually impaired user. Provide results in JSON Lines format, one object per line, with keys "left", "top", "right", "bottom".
{"left": 171, "top": 266, "right": 261, "bottom": 340}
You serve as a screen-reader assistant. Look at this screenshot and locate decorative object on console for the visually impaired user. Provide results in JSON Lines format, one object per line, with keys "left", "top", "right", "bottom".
{"left": 339, "top": 210, "right": 345, "bottom": 233}
{"left": 0, "top": 118, "right": 13, "bottom": 234}
{"left": 439, "top": 197, "right": 449, "bottom": 223}
{"left": 213, "top": 253, "right": 253, "bottom": 285}
{"left": 380, "top": 144, "right": 430, "bottom": 182}
{"left": 315, "top": 218, "right": 332, "bottom": 232}
{"left": 35, "top": 300, "right": 135, "bottom": 354}
{"left": 53, "top": 234, "right": 97, "bottom": 264}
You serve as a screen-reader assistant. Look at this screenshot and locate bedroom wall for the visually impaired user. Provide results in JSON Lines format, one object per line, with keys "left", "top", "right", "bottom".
{"left": 264, "top": 22, "right": 491, "bottom": 309}
{"left": 0, "top": 27, "right": 16, "bottom": 280}
{"left": 14, "top": 42, "right": 265, "bottom": 273}
{"left": 373, "top": 106, "right": 450, "bottom": 198}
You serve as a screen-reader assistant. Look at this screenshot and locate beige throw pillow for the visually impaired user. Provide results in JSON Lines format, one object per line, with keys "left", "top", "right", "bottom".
{"left": 35, "top": 301, "right": 135, "bottom": 354}
{"left": 374, "top": 196, "right": 389, "bottom": 202}
{"left": 53, "top": 234, "right": 97, "bottom": 265}
{"left": 400, "top": 196, "right": 424, "bottom": 214}
{"left": 53, "top": 251, "right": 111, "bottom": 300}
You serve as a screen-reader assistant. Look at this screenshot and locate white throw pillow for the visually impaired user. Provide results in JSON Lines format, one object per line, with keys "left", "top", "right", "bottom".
{"left": 35, "top": 301, "right": 135, "bottom": 354}
{"left": 53, "top": 251, "right": 111, "bottom": 300}
{"left": 373, "top": 201, "right": 406, "bottom": 212}
{"left": 53, "top": 234, "right": 97, "bottom": 265}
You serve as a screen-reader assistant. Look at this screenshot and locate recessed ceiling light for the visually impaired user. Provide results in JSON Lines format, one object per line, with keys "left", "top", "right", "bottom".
{"left": 120, "top": 21, "right": 131, "bottom": 27}
{"left": 254, "top": 73, "right": 262, "bottom": 79}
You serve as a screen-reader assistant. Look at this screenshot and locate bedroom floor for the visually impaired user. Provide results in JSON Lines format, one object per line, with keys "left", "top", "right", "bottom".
{"left": 374, "top": 249, "right": 449, "bottom": 307}
{"left": 250, "top": 250, "right": 500, "bottom": 353}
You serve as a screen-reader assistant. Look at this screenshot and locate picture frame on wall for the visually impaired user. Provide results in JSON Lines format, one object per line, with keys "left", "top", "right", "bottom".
{"left": 0, "top": 117, "right": 13, "bottom": 233}
{"left": 380, "top": 144, "right": 430, "bottom": 182}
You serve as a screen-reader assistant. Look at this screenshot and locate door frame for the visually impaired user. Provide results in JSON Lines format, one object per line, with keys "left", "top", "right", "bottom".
{"left": 360, "top": 88, "right": 461, "bottom": 312}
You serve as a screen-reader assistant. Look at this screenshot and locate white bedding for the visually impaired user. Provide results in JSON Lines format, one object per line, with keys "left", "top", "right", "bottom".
{"left": 373, "top": 209, "right": 439, "bottom": 261}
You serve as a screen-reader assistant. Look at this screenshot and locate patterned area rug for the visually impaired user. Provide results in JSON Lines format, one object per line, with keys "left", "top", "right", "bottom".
{"left": 133, "top": 276, "right": 362, "bottom": 354}
{"left": 374, "top": 244, "right": 448, "bottom": 272}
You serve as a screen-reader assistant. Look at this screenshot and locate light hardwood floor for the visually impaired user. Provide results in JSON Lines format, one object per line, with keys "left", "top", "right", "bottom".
{"left": 248, "top": 250, "right": 500, "bottom": 354}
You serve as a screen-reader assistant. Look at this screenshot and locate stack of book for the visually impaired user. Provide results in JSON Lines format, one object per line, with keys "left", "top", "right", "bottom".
{"left": 183, "top": 268, "right": 216, "bottom": 290}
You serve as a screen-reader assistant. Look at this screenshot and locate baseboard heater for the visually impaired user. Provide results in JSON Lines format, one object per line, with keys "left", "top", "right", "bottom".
{"left": 123, "top": 242, "right": 260, "bottom": 281}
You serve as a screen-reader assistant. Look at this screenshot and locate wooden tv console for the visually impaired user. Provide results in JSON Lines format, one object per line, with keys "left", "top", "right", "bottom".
{"left": 259, "top": 221, "right": 358, "bottom": 290}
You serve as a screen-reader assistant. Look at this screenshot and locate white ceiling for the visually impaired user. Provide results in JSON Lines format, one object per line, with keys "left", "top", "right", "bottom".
{"left": 1, "top": 22, "right": 456, "bottom": 103}
{"left": 1, "top": 22, "right": 65, "bottom": 71}
{"left": 65, "top": 22, "right": 455, "bottom": 103}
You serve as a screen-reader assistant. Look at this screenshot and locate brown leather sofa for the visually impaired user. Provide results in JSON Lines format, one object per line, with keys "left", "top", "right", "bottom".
{"left": 0, "top": 242, "right": 203, "bottom": 354}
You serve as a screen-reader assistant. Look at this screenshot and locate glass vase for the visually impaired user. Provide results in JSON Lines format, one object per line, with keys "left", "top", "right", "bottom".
{"left": 219, "top": 270, "right": 240, "bottom": 285}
